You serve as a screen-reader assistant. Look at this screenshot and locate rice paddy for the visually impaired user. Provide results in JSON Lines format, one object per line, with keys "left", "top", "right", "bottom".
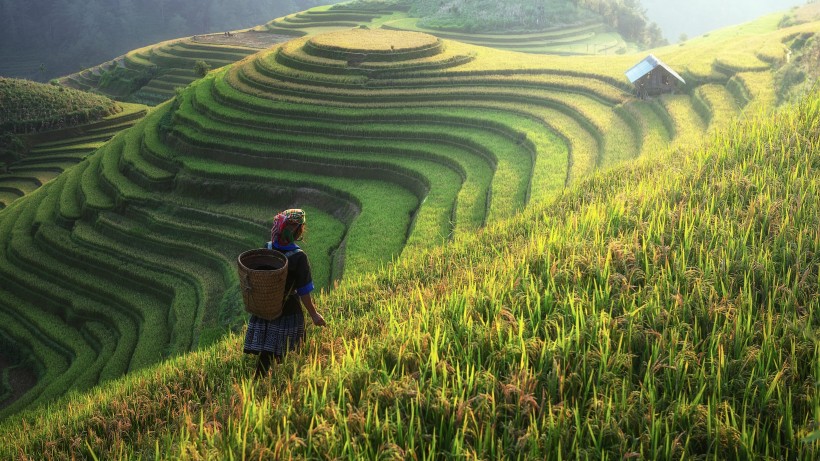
{"left": 0, "top": 4, "right": 819, "bottom": 459}
{"left": 2, "top": 74, "right": 818, "bottom": 461}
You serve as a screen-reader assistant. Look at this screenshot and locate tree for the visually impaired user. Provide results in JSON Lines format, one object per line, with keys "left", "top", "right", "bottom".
{"left": 194, "top": 60, "right": 212, "bottom": 77}
{"left": 0, "top": 133, "right": 26, "bottom": 173}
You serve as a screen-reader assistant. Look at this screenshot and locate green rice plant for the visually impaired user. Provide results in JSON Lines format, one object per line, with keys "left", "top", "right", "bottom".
{"left": 79, "top": 151, "right": 115, "bottom": 213}
{"left": 160, "top": 43, "right": 256, "bottom": 63}
{"left": 139, "top": 81, "right": 181, "bottom": 95}
{"left": 0, "top": 177, "right": 41, "bottom": 194}
{"left": 616, "top": 100, "right": 672, "bottom": 159}
{"left": 6, "top": 84, "right": 820, "bottom": 455}
{"left": 0, "top": 293, "right": 77, "bottom": 416}
{"left": 81, "top": 214, "right": 213, "bottom": 348}
{"left": 32, "top": 173, "right": 63, "bottom": 225}
{"left": 696, "top": 84, "right": 741, "bottom": 133}
{"left": 291, "top": 10, "right": 383, "bottom": 23}
{"left": 32, "top": 132, "right": 119, "bottom": 149}
{"left": 149, "top": 46, "right": 235, "bottom": 70}
{"left": 13, "top": 156, "right": 85, "bottom": 170}
{"left": 229, "top": 58, "right": 606, "bottom": 186}
{"left": 274, "top": 38, "right": 473, "bottom": 75}
{"left": 185, "top": 79, "right": 510, "bottom": 215}
{"left": 380, "top": 73, "right": 627, "bottom": 105}
{"left": 734, "top": 72, "right": 777, "bottom": 113}
{"left": 156, "top": 191, "right": 346, "bottom": 291}
{"left": 252, "top": 48, "right": 627, "bottom": 104}
{"left": 27, "top": 142, "right": 104, "bottom": 156}
{"left": 120, "top": 143, "right": 175, "bottom": 192}
{"left": 0, "top": 199, "right": 133, "bottom": 414}
{"left": 179, "top": 156, "right": 416, "bottom": 277}
{"left": 57, "top": 159, "right": 90, "bottom": 223}
{"left": 32, "top": 224, "right": 154, "bottom": 372}
{"left": 97, "top": 134, "right": 152, "bottom": 206}
{"left": 168, "top": 119, "right": 459, "bottom": 248}
{"left": 236, "top": 60, "right": 621, "bottom": 140}
{"left": 5, "top": 169, "right": 61, "bottom": 185}
{"left": 184, "top": 104, "right": 491, "bottom": 233}
{"left": 123, "top": 48, "right": 156, "bottom": 71}
{"left": 658, "top": 94, "right": 707, "bottom": 151}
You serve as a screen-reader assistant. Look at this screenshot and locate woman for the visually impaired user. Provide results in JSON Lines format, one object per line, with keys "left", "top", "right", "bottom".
{"left": 243, "top": 208, "right": 326, "bottom": 377}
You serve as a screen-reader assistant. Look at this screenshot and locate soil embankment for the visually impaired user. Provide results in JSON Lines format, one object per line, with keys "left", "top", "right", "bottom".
{"left": 0, "top": 353, "right": 37, "bottom": 412}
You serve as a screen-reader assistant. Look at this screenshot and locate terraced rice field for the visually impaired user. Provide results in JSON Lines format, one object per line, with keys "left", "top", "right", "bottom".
{"left": 0, "top": 53, "right": 44, "bottom": 80}
{"left": 0, "top": 103, "right": 147, "bottom": 210}
{"left": 60, "top": 36, "right": 272, "bottom": 106}
{"left": 263, "top": 3, "right": 629, "bottom": 56}
{"left": 54, "top": 2, "right": 631, "bottom": 109}
{"left": 382, "top": 18, "right": 630, "bottom": 55}
{"left": 1, "top": 13, "right": 817, "bottom": 419}
{"left": 262, "top": 3, "right": 405, "bottom": 35}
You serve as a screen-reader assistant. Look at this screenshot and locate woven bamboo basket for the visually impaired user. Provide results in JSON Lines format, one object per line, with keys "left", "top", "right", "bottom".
{"left": 237, "top": 249, "right": 289, "bottom": 320}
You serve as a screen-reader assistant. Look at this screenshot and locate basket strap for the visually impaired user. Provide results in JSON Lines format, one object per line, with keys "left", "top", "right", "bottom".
{"left": 266, "top": 242, "right": 303, "bottom": 258}
{"left": 282, "top": 249, "right": 301, "bottom": 296}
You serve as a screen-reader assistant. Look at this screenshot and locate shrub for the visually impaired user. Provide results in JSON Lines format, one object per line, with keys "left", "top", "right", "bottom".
{"left": 193, "top": 60, "right": 211, "bottom": 77}
{"left": 0, "top": 133, "right": 27, "bottom": 172}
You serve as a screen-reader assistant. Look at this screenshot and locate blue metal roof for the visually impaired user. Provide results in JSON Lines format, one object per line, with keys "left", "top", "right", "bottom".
{"left": 625, "top": 54, "right": 685, "bottom": 84}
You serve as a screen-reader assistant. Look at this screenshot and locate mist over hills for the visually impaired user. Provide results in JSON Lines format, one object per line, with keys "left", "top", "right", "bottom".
{"left": 643, "top": 0, "right": 809, "bottom": 42}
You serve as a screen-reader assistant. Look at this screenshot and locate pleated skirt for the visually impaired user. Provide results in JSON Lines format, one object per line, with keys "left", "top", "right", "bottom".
{"left": 243, "top": 311, "right": 306, "bottom": 357}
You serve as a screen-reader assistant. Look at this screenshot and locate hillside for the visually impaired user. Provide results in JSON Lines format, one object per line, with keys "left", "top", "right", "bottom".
{"left": 0, "top": 78, "right": 118, "bottom": 134}
{"left": 1, "top": 82, "right": 818, "bottom": 460}
{"left": 0, "top": 10, "right": 818, "bottom": 424}
{"left": 0, "top": 78, "right": 148, "bottom": 209}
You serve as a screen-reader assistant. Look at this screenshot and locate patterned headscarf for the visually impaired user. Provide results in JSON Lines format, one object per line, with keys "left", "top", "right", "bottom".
{"left": 271, "top": 209, "right": 306, "bottom": 244}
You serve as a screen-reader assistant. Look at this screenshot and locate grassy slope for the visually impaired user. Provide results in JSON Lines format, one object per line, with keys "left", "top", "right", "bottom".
{"left": 0, "top": 6, "right": 816, "bottom": 452}
{"left": 0, "top": 103, "right": 148, "bottom": 209}
{"left": 2, "top": 85, "right": 818, "bottom": 459}
{"left": 0, "top": 77, "right": 118, "bottom": 132}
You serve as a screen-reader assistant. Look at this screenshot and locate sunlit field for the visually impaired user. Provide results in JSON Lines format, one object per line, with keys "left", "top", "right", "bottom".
{"left": 3, "top": 78, "right": 819, "bottom": 461}
{"left": 1, "top": 2, "right": 820, "bottom": 458}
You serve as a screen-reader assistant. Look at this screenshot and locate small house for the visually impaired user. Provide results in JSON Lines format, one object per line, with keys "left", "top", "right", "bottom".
{"left": 625, "top": 54, "right": 685, "bottom": 98}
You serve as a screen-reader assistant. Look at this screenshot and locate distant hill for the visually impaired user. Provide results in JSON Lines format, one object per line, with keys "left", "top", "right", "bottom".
{"left": 642, "top": 0, "right": 808, "bottom": 42}
{"left": 0, "top": 0, "right": 339, "bottom": 81}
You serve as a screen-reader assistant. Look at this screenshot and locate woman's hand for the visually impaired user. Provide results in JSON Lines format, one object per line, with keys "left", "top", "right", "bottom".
{"left": 301, "top": 293, "right": 326, "bottom": 326}
{"left": 310, "top": 311, "right": 326, "bottom": 326}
